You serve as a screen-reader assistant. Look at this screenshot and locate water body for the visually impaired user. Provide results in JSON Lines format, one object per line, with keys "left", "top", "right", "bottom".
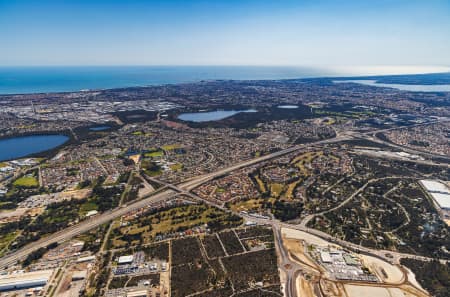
{"left": 178, "top": 109, "right": 257, "bottom": 122}
{"left": 334, "top": 80, "right": 450, "bottom": 92}
{"left": 0, "top": 66, "right": 338, "bottom": 95}
{"left": 89, "top": 126, "right": 111, "bottom": 131}
{"left": 0, "top": 135, "right": 69, "bottom": 161}
{"left": 277, "top": 105, "right": 299, "bottom": 109}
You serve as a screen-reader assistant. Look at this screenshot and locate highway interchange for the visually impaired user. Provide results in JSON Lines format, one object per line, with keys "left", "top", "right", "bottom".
{"left": 0, "top": 121, "right": 449, "bottom": 297}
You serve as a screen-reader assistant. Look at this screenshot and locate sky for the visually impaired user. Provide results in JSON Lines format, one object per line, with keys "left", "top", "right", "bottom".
{"left": 0, "top": 0, "right": 450, "bottom": 68}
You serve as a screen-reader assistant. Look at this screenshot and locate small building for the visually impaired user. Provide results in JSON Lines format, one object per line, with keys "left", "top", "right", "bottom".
{"left": 127, "top": 289, "right": 148, "bottom": 297}
{"left": 118, "top": 255, "right": 134, "bottom": 265}
{"left": 76, "top": 255, "right": 96, "bottom": 263}
{"left": 320, "top": 251, "right": 332, "bottom": 263}
{"left": 343, "top": 254, "right": 359, "bottom": 266}
{"left": 244, "top": 221, "right": 257, "bottom": 226}
{"left": 72, "top": 270, "right": 87, "bottom": 281}
{"left": 86, "top": 210, "right": 98, "bottom": 217}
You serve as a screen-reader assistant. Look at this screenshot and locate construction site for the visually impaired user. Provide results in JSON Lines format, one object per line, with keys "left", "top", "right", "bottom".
{"left": 280, "top": 228, "right": 431, "bottom": 297}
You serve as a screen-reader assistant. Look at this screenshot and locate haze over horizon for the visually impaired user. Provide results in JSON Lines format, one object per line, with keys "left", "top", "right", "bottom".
{"left": 1, "top": 0, "right": 450, "bottom": 72}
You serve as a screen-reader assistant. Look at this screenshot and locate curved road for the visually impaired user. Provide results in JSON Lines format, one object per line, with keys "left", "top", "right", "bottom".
{"left": 0, "top": 135, "right": 348, "bottom": 269}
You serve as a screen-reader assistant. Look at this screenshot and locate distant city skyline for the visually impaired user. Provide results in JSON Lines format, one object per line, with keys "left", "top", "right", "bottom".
{"left": 1, "top": 0, "right": 450, "bottom": 69}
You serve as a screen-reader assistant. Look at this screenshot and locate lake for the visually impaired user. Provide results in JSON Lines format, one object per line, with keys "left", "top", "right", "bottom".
{"left": 333, "top": 80, "right": 450, "bottom": 92}
{"left": 89, "top": 126, "right": 111, "bottom": 131}
{"left": 178, "top": 109, "right": 257, "bottom": 122}
{"left": 278, "top": 105, "right": 299, "bottom": 109}
{"left": 0, "top": 135, "right": 69, "bottom": 161}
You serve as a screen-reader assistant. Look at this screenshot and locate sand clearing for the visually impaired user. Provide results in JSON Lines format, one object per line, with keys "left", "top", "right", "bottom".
{"left": 284, "top": 238, "right": 319, "bottom": 269}
{"left": 281, "top": 227, "right": 330, "bottom": 246}
{"left": 403, "top": 266, "right": 426, "bottom": 292}
{"left": 359, "top": 254, "right": 404, "bottom": 284}
{"left": 296, "top": 275, "right": 316, "bottom": 297}
{"left": 345, "top": 285, "right": 391, "bottom": 297}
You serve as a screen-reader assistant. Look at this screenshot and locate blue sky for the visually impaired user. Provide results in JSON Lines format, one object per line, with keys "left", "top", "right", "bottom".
{"left": 0, "top": 0, "right": 449, "bottom": 67}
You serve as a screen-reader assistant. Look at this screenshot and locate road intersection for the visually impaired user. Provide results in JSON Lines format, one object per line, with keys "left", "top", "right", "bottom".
{"left": 0, "top": 122, "right": 448, "bottom": 297}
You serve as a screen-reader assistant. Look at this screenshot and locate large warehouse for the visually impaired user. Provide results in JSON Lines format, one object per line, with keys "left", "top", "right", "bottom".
{"left": 0, "top": 270, "right": 53, "bottom": 292}
{"left": 420, "top": 180, "right": 450, "bottom": 210}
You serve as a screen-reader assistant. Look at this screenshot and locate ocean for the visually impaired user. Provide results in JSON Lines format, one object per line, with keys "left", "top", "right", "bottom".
{"left": 0, "top": 66, "right": 339, "bottom": 95}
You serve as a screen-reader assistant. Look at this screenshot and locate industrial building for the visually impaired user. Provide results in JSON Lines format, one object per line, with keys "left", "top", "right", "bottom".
{"left": 0, "top": 270, "right": 53, "bottom": 292}
{"left": 118, "top": 255, "right": 134, "bottom": 265}
{"left": 127, "top": 289, "right": 149, "bottom": 297}
{"left": 420, "top": 180, "right": 450, "bottom": 210}
{"left": 76, "top": 255, "right": 96, "bottom": 263}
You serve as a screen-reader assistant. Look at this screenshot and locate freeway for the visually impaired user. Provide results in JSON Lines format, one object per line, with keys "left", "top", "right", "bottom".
{"left": 178, "top": 134, "right": 350, "bottom": 191}
{"left": 0, "top": 134, "right": 349, "bottom": 269}
{"left": 245, "top": 212, "right": 450, "bottom": 265}
{"left": 1, "top": 118, "right": 449, "bottom": 286}
{"left": 273, "top": 225, "right": 303, "bottom": 297}
{"left": 0, "top": 188, "right": 175, "bottom": 269}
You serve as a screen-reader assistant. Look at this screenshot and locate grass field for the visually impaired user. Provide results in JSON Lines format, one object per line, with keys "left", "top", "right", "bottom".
{"left": 229, "top": 198, "right": 265, "bottom": 212}
{"left": 161, "top": 144, "right": 181, "bottom": 150}
{"left": 270, "top": 183, "right": 284, "bottom": 197}
{"left": 144, "top": 150, "right": 164, "bottom": 158}
{"left": 285, "top": 179, "right": 302, "bottom": 200}
{"left": 170, "top": 163, "right": 183, "bottom": 171}
{"left": 79, "top": 201, "right": 98, "bottom": 215}
{"left": 110, "top": 204, "right": 242, "bottom": 248}
{"left": 0, "top": 231, "right": 18, "bottom": 257}
{"left": 254, "top": 175, "right": 266, "bottom": 193}
{"left": 13, "top": 175, "right": 39, "bottom": 188}
{"left": 144, "top": 169, "right": 162, "bottom": 176}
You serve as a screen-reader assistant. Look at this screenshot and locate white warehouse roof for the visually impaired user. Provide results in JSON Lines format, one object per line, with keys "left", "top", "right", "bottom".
{"left": 118, "top": 255, "right": 134, "bottom": 264}
{"left": 0, "top": 270, "right": 53, "bottom": 292}
{"left": 320, "top": 251, "right": 332, "bottom": 263}
{"left": 431, "top": 192, "right": 450, "bottom": 210}
{"left": 420, "top": 180, "right": 450, "bottom": 210}
{"left": 127, "top": 290, "right": 148, "bottom": 297}
{"left": 420, "top": 180, "right": 450, "bottom": 193}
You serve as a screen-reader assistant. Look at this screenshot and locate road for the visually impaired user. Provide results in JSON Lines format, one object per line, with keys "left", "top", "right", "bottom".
{"left": 299, "top": 176, "right": 408, "bottom": 229}
{"left": 0, "top": 135, "right": 349, "bottom": 270}
{"left": 272, "top": 225, "right": 304, "bottom": 297}
{"left": 0, "top": 188, "right": 175, "bottom": 269}
{"left": 1, "top": 118, "right": 449, "bottom": 288}
{"left": 246, "top": 212, "right": 450, "bottom": 265}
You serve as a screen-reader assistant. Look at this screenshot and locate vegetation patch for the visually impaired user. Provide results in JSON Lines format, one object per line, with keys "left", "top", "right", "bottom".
{"left": 202, "top": 234, "right": 226, "bottom": 258}
{"left": 13, "top": 175, "right": 39, "bottom": 188}
{"left": 219, "top": 231, "right": 244, "bottom": 255}
{"left": 401, "top": 259, "right": 450, "bottom": 297}
{"left": 222, "top": 249, "right": 279, "bottom": 290}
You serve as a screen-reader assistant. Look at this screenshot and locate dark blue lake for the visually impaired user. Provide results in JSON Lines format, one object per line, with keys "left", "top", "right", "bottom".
{"left": 89, "top": 126, "right": 111, "bottom": 131}
{"left": 277, "top": 105, "right": 299, "bottom": 109}
{"left": 0, "top": 135, "right": 69, "bottom": 161}
{"left": 178, "top": 109, "right": 257, "bottom": 122}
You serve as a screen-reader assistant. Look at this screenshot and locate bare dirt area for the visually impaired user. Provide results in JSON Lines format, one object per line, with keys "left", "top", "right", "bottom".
{"left": 281, "top": 227, "right": 330, "bottom": 246}
{"left": 359, "top": 254, "right": 404, "bottom": 284}
{"left": 296, "top": 275, "right": 317, "bottom": 297}
{"left": 284, "top": 238, "right": 319, "bottom": 270}
{"left": 403, "top": 266, "right": 426, "bottom": 292}
{"left": 344, "top": 285, "right": 394, "bottom": 297}
{"left": 344, "top": 284, "right": 428, "bottom": 297}
{"left": 280, "top": 227, "right": 431, "bottom": 297}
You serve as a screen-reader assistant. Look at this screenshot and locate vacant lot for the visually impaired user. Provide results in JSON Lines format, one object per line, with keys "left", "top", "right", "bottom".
{"left": 13, "top": 175, "right": 39, "bottom": 188}
{"left": 219, "top": 231, "right": 244, "bottom": 255}
{"left": 222, "top": 249, "right": 279, "bottom": 290}
{"left": 202, "top": 234, "right": 226, "bottom": 258}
